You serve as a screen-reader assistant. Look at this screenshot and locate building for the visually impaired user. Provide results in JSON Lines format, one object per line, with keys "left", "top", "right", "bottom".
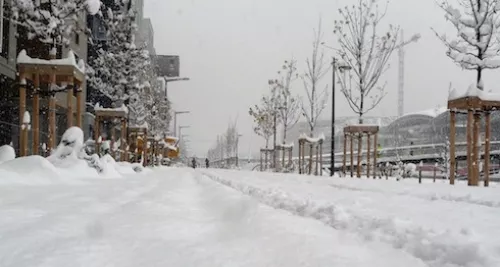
{"left": 0, "top": 0, "right": 19, "bottom": 146}
{"left": 140, "top": 18, "right": 156, "bottom": 56}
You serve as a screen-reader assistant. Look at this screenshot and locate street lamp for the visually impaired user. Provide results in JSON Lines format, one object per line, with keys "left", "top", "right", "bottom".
{"left": 173, "top": 110, "right": 190, "bottom": 137}
{"left": 331, "top": 57, "right": 352, "bottom": 177}
{"left": 178, "top": 125, "right": 190, "bottom": 138}
{"left": 162, "top": 77, "right": 190, "bottom": 100}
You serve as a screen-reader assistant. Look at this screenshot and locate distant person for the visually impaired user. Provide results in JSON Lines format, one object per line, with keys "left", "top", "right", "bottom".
{"left": 191, "top": 157, "right": 197, "bottom": 169}
{"left": 205, "top": 158, "right": 210, "bottom": 168}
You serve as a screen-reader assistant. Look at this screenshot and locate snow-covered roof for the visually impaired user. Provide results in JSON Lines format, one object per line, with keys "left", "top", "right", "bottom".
{"left": 400, "top": 107, "right": 448, "bottom": 119}
{"left": 94, "top": 103, "right": 129, "bottom": 114}
{"left": 449, "top": 84, "right": 500, "bottom": 102}
{"left": 129, "top": 122, "right": 149, "bottom": 129}
{"left": 299, "top": 133, "right": 325, "bottom": 143}
{"left": 17, "top": 50, "right": 85, "bottom": 74}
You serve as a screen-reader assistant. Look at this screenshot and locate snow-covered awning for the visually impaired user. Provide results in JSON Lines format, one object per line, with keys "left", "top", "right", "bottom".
{"left": 94, "top": 103, "right": 128, "bottom": 118}
{"left": 448, "top": 84, "right": 500, "bottom": 111}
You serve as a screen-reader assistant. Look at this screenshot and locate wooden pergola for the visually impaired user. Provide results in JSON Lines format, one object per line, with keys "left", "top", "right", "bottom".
{"left": 128, "top": 124, "right": 148, "bottom": 167}
{"left": 94, "top": 106, "right": 128, "bottom": 161}
{"left": 275, "top": 143, "right": 294, "bottom": 171}
{"left": 17, "top": 50, "right": 84, "bottom": 156}
{"left": 343, "top": 125, "right": 379, "bottom": 178}
{"left": 298, "top": 135, "right": 324, "bottom": 176}
{"left": 448, "top": 92, "right": 497, "bottom": 187}
{"left": 259, "top": 148, "right": 274, "bottom": 171}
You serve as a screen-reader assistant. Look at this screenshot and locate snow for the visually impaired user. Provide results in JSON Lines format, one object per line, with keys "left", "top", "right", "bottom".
{"left": 22, "top": 111, "right": 30, "bottom": 124}
{"left": 85, "top": 0, "right": 101, "bottom": 15}
{"left": 0, "top": 168, "right": 426, "bottom": 266}
{"left": 17, "top": 50, "right": 85, "bottom": 74}
{"left": 299, "top": 133, "right": 325, "bottom": 143}
{"left": 94, "top": 103, "right": 128, "bottom": 114}
{"left": 0, "top": 145, "right": 15, "bottom": 164}
{"left": 449, "top": 84, "right": 500, "bottom": 101}
{"left": 202, "top": 169, "right": 500, "bottom": 267}
{"left": 400, "top": 107, "right": 447, "bottom": 118}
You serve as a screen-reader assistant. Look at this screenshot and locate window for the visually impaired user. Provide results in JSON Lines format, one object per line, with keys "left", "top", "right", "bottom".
{"left": 74, "top": 32, "right": 80, "bottom": 45}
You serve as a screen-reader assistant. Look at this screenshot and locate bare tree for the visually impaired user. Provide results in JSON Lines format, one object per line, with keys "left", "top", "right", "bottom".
{"left": 434, "top": 0, "right": 500, "bottom": 89}
{"left": 269, "top": 59, "right": 300, "bottom": 143}
{"left": 249, "top": 95, "right": 276, "bottom": 148}
{"left": 334, "top": 0, "right": 420, "bottom": 124}
{"left": 301, "top": 18, "right": 331, "bottom": 136}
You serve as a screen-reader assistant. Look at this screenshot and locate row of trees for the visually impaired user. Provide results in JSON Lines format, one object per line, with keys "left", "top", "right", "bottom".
{"left": 250, "top": 0, "right": 500, "bottom": 150}
{"left": 207, "top": 120, "right": 240, "bottom": 161}
{"left": 11, "top": 0, "right": 171, "bottom": 137}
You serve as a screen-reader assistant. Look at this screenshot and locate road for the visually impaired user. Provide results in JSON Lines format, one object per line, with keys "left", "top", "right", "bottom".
{"left": 0, "top": 168, "right": 425, "bottom": 267}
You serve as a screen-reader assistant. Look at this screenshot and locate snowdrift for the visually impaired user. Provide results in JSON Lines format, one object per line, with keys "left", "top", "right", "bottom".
{"left": 0, "top": 127, "right": 149, "bottom": 183}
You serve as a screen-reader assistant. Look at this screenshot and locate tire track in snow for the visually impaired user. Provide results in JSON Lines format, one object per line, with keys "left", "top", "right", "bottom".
{"left": 201, "top": 171, "right": 491, "bottom": 267}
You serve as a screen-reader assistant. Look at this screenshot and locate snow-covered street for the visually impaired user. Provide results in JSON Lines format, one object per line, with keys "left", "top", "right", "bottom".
{"left": 0, "top": 167, "right": 430, "bottom": 267}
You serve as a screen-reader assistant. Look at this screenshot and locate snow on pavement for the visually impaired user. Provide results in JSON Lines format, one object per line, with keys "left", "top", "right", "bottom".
{"left": 0, "top": 167, "right": 426, "bottom": 267}
{"left": 202, "top": 169, "right": 500, "bottom": 267}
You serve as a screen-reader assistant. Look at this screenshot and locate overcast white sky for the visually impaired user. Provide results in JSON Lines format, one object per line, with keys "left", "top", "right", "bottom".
{"left": 144, "top": 0, "right": 500, "bottom": 157}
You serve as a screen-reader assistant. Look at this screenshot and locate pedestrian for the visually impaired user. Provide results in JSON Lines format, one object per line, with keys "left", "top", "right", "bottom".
{"left": 191, "top": 157, "right": 197, "bottom": 169}
{"left": 205, "top": 158, "right": 210, "bottom": 168}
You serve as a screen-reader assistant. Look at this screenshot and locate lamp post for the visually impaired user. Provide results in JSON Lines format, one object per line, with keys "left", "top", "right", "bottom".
{"left": 173, "top": 111, "right": 190, "bottom": 137}
{"left": 331, "top": 57, "right": 351, "bottom": 177}
{"left": 162, "top": 77, "right": 190, "bottom": 100}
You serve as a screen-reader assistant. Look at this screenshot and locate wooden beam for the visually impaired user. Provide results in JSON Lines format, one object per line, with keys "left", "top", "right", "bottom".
{"left": 357, "top": 133, "right": 362, "bottom": 178}
{"left": 94, "top": 115, "right": 100, "bottom": 155}
{"left": 121, "top": 118, "right": 127, "bottom": 161}
{"left": 484, "top": 112, "right": 491, "bottom": 187}
{"left": 19, "top": 72, "right": 26, "bottom": 156}
{"left": 472, "top": 112, "right": 480, "bottom": 186}
{"left": 76, "top": 83, "right": 82, "bottom": 128}
{"left": 350, "top": 134, "right": 354, "bottom": 177}
{"left": 467, "top": 110, "right": 473, "bottom": 186}
{"left": 343, "top": 133, "right": 347, "bottom": 177}
{"left": 66, "top": 78, "right": 73, "bottom": 128}
{"left": 48, "top": 95, "right": 56, "bottom": 150}
{"left": 373, "top": 133, "right": 378, "bottom": 179}
{"left": 449, "top": 111, "right": 456, "bottom": 185}
{"left": 367, "top": 133, "right": 371, "bottom": 178}
{"left": 33, "top": 74, "right": 40, "bottom": 155}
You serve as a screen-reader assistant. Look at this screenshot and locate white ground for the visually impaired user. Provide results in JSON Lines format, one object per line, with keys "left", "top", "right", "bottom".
{"left": 0, "top": 161, "right": 499, "bottom": 266}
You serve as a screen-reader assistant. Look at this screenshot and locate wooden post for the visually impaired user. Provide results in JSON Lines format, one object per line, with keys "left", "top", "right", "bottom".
{"left": 343, "top": 133, "right": 347, "bottom": 176}
{"left": 350, "top": 134, "right": 354, "bottom": 177}
{"left": 485, "top": 111, "right": 491, "bottom": 187}
{"left": 66, "top": 78, "right": 73, "bottom": 128}
{"left": 357, "top": 133, "right": 362, "bottom": 178}
{"left": 314, "top": 143, "right": 319, "bottom": 175}
{"left": 373, "top": 134, "right": 378, "bottom": 179}
{"left": 94, "top": 115, "right": 100, "bottom": 155}
{"left": 433, "top": 163, "right": 437, "bottom": 183}
{"left": 319, "top": 141, "right": 323, "bottom": 176}
{"left": 143, "top": 129, "right": 148, "bottom": 167}
{"left": 449, "top": 111, "right": 456, "bottom": 185}
{"left": 33, "top": 74, "right": 40, "bottom": 155}
{"left": 48, "top": 95, "right": 56, "bottom": 150}
{"left": 467, "top": 110, "right": 473, "bottom": 186}
{"left": 472, "top": 113, "right": 480, "bottom": 186}
{"left": 121, "top": 118, "right": 127, "bottom": 161}
{"left": 76, "top": 84, "right": 82, "bottom": 128}
{"left": 19, "top": 72, "right": 26, "bottom": 156}
{"left": 260, "top": 150, "right": 263, "bottom": 171}
{"left": 309, "top": 141, "right": 313, "bottom": 175}
{"left": 288, "top": 148, "right": 292, "bottom": 169}
{"left": 111, "top": 125, "right": 116, "bottom": 159}
{"left": 367, "top": 133, "right": 371, "bottom": 178}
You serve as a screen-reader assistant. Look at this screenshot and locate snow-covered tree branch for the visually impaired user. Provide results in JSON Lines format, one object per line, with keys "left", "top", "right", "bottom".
{"left": 334, "top": 0, "right": 419, "bottom": 124}
{"left": 11, "top": 0, "right": 100, "bottom": 49}
{"left": 269, "top": 59, "right": 300, "bottom": 144}
{"left": 434, "top": 0, "right": 500, "bottom": 89}
{"left": 301, "top": 18, "right": 330, "bottom": 135}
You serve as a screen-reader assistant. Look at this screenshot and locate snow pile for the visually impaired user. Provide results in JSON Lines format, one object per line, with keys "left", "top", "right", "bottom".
{"left": 0, "top": 127, "right": 147, "bottom": 183}
{"left": 202, "top": 169, "right": 500, "bottom": 267}
{"left": 0, "top": 145, "right": 15, "bottom": 164}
